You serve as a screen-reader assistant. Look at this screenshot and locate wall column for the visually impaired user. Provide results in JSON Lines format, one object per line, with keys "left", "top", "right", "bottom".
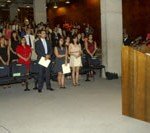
{"left": 10, "top": 3, "right": 18, "bottom": 21}
{"left": 33, "top": 0, "right": 47, "bottom": 24}
{"left": 101, "top": 0, "right": 123, "bottom": 76}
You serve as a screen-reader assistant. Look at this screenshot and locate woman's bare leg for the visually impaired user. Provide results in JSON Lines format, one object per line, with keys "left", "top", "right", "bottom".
{"left": 75, "top": 67, "right": 80, "bottom": 85}
{"left": 57, "top": 72, "right": 62, "bottom": 87}
{"left": 72, "top": 67, "right": 76, "bottom": 86}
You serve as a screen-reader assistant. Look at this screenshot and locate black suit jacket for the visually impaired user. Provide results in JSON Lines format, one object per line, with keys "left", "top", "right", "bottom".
{"left": 35, "top": 39, "right": 53, "bottom": 61}
{"left": 51, "top": 32, "right": 61, "bottom": 47}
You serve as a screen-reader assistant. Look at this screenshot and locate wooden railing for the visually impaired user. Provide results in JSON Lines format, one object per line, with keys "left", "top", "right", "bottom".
{"left": 122, "top": 46, "right": 150, "bottom": 122}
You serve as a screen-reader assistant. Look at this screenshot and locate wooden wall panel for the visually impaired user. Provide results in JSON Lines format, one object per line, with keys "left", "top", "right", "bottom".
{"left": 122, "top": 0, "right": 150, "bottom": 39}
{"left": 122, "top": 46, "right": 150, "bottom": 123}
{"left": 146, "top": 56, "right": 150, "bottom": 121}
{"left": 18, "top": 8, "right": 33, "bottom": 23}
{"left": 47, "top": 0, "right": 101, "bottom": 47}
{"left": 122, "top": 47, "right": 130, "bottom": 115}
{"left": 0, "top": 9, "right": 9, "bottom": 21}
{"left": 128, "top": 48, "right": 136, "bottom": 117}
{"left": 134, "top": 52, "right": 146, "bottom": 120}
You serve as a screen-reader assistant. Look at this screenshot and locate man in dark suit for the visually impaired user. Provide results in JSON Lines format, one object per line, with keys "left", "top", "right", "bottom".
{"left": 51, "top": 27, "right": 61, "bottom": 48}
{"left": 123, "top": 34, "right": 131, "bottom": 46}
{"left": 35, "top": 30, "right": 54, "bottom": 93}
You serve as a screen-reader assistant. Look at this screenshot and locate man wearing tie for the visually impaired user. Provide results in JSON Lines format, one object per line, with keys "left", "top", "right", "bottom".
{"left": 35, "top": 30, "right": 54, "bottom": 93}
{"left": 24, "top": 28, "right": 37, "bottom": 60}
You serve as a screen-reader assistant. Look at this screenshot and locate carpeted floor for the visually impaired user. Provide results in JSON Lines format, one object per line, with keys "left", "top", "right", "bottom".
{"left": 0, "top": 75, "right": 149, "bottom": 133}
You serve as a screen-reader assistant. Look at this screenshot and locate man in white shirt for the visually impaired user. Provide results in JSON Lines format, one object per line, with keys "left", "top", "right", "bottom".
{"left": 24, "top": 28, "right": 36, "bottom": 60}
{"left": 35, "top": 30, "right": 54, "bottom": 93}
{"left": 56, "top": 24, "right": 63, "bottom": 36}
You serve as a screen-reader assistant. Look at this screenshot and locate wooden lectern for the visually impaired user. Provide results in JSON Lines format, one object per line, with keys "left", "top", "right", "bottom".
{"left": 122, "top": 46, "right": 150, "bottom": 122}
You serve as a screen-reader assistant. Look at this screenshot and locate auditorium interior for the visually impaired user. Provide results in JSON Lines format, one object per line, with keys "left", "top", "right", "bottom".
{"left": 0, "top": 0, "right": 150, "bottom": 132}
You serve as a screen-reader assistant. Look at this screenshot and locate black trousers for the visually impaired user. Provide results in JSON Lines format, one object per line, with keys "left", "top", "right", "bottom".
{"left": 86, "top": 54, "right": 92, "bottom": 67}
{"left": 38, "top": 65, "right": 51, "bottom": 90}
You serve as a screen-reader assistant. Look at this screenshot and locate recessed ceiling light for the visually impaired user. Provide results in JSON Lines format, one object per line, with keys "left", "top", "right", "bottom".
{"left": 65, "top": 0, "right": 70, "bottom": 4}
{"left": 1, "top": 4, "right": 5, "bottom": 7}
{"left": 54, "top": 5, "right": 58, "bottom": 8}
{"left": 17, "top": 8, "right": 20, "bottom": 12}
{"left": 26, "top": 5, "right": 30, "bottom": 8}
{"left": 7, "top": 0, "right": 11, "bottom": 3}
{"left": 53, "top": 3, "right": 58, "bottom": 8}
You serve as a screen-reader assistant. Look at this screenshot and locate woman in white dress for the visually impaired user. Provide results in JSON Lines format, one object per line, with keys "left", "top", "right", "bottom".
{"left": 69, "top": 35, "right": 82, "bottom": 86}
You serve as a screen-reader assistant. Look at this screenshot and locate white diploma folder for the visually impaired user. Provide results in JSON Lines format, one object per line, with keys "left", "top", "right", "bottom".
{"left": 38, "top": 57, "right": 51, "bottom": 68}
{"left": 62, "top": 63, "right": 71, "bottom": 74}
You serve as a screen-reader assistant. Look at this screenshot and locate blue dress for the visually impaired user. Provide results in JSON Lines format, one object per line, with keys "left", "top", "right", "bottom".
{"left": 54, "top": 47, "right": 66, "bottom": 73}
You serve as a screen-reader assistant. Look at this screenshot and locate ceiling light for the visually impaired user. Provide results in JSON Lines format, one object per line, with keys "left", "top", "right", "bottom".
{"left": 53, "top": 3, "right": 58, "bottom": 9}
{"left": 53, "top": 5, "right": 58, "bottom": 8}
{"left": 65, "top": 0, "right": 70, "bottom": 4}
{"left": 1, "top": 4, "right": 5, "bottom": 7}
{"left": 26, "top": 5, "right": 30, "bottom": 8}
{"left": 17, "top": 8, "right": 20, "bottom": 12}
{"left": 7, "top": 0, "right": 11, "bottom": 2}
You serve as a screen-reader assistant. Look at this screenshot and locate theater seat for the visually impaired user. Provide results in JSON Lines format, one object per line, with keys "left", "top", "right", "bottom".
{"left": 0, "top": 65, "right": 13, "bottom": 85}
{"left": 0, "top": 63, "right": 29, "bottom": 90}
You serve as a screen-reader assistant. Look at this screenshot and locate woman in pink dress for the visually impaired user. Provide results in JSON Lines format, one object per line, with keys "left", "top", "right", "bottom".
{"left": 3, "top": 23, "right": 12, "bottom": 40}
{"left": 69, "top": 35, "right": 82, "bottom": 86}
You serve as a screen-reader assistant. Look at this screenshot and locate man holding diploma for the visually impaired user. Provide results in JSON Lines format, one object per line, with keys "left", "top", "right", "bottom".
{"left": 35, "top": 30, "right": 54, "bottom": 93}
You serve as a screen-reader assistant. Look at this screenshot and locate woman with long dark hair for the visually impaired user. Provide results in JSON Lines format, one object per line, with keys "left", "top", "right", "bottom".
{"left": 10, "top": 30, "right": 19, "bottom": 62}
{"left": 16, "top": 37, "right": 31, "bottom": 72}
{"left": 85, "top": 34, "right": 97, "bottom": 76}
{"left": 0, "top": 36, "right": 10, "bottom": 88}
{"left": 0, "top": 36, "right": 10, "bottom": 66}
{"left": 54, "top": 37, "right": 67, "bottom": 88}
{"left": 69, "top": 35, "right": 82, "bottom": 86}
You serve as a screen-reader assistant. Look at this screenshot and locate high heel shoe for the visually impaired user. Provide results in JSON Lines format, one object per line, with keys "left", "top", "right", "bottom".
{"left": 76, "top": 83, "right": 80, "bottom": 86}
{"left": 60, "top": 86, "right": 66, "bottom": 89}
{"left": 73, "top": 83, "right": 77, "bottom": 86}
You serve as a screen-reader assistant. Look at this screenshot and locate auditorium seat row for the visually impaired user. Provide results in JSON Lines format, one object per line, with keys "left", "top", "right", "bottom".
{"left": 0, "top": 57, "right": 105, "bottom": 89}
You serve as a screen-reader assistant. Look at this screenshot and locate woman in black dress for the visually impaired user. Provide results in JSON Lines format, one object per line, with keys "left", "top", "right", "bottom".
{"left": 54, "top": 37, "right": 67, "bottom": 88}
{"left": 0, "top": 36, "right": 10, "bottom": 88}
{"left": 0, "top": 36, "right": 10, "bottom": 66}
{"left": 10, "top": 31, "right": 19, "bottom": 62}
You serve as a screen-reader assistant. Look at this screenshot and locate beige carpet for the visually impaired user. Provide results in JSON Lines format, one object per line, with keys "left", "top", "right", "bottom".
{"left": 0, "top": 75, "right": 149, "bottom": 133}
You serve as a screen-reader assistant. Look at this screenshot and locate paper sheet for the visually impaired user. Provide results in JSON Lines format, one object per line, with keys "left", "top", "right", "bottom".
{"left": 62, "top": 63, "right": 71, "bottom": 74}
{"left": 38, "top": 57, "right": 51, "bottom": 68}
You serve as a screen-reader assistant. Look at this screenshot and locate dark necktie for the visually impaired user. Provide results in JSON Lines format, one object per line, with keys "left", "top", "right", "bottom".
{"left": 29, "top": 35, "right": 32, "bottom": 47}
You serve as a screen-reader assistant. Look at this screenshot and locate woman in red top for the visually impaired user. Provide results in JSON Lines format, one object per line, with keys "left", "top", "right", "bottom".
{"left": 85, "top": 34, "right": 97, "bottom": 77}
{"left": 85, "top": 34, "right": 97, "bottom": 57}
{"left": 16, "top": 37, "right": 31, "bottom": 72}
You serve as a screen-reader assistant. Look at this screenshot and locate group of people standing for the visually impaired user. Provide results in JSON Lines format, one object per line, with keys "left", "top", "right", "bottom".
{"left": 0, "top": 21, "right": 98, "bottom": 93}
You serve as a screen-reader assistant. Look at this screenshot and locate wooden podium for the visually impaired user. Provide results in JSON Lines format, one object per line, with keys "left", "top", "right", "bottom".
{"left": 122, "top": 46, "right": 150, "bottom": 122}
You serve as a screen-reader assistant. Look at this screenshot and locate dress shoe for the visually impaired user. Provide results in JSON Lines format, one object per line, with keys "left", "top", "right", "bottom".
{"left": 47, "top": 88, "right": 54, "bottom": 91}
{"left": 24, "top": 88, "right": 30, "bottom": 91}
{"left": 33, "top": 87, "right": 38, "bottom": 90}
{"left": 38, "top": 89, "right": 42, "bottom": 93}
